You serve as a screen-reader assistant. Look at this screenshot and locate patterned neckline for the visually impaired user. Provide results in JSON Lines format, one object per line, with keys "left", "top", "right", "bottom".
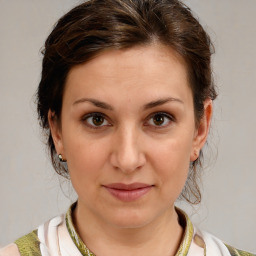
{"left": 65, "top": 203, "right": 194, "bottom": 256}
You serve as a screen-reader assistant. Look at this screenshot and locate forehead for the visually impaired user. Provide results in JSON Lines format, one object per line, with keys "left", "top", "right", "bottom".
{"left": 64, "top": 44, "right": 191, "bottom": 106}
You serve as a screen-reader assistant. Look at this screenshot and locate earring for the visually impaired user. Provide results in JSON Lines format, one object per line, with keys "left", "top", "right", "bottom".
{"left": 58, "top": 154, "right": 67, "bottom": 162}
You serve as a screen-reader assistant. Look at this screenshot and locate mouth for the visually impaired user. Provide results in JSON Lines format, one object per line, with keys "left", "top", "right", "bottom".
{"left": 103, "top": 183, "right": 153, "bottom": 202}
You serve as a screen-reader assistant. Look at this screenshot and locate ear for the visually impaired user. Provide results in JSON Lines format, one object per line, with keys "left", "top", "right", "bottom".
{"left": 190, "top": 99, "right": 213, "bottom": 162}
{"left": 48, "top": 110, "right": 65, "bottom": 159}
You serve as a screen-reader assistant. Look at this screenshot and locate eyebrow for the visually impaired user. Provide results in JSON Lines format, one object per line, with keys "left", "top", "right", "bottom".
{"left": 73, "top": 98, "right": 114, "bottom": 110}
{"left": 143, "top": 97, "right": 184, "bottom": 110}
{"left": 72, "top": 97, "right": 183, "bottom": 110}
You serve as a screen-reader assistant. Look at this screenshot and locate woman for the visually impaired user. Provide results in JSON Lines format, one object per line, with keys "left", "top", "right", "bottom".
{"left": 0, "top": 0, "right": 254, "bottom": 255}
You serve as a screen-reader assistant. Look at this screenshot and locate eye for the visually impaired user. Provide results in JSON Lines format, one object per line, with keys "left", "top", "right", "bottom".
{"left": 146, "top": 112, "right": 173, "bottom": 127}
{"left": 82, "top": 113, "right": 110, "bottom": 128}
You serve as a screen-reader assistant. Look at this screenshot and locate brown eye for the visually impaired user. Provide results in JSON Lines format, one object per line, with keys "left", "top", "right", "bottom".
{"left": 92, "top": 115, "right": 104, "bottom": 126}
{"left": 146, "top": 112, "right": 173, "bottom": 128}
{"left": 153, "top": 114, "right": 165, "bottom": 126}
{"left": 83, "top": 113, "right": 110, "bottom": 128}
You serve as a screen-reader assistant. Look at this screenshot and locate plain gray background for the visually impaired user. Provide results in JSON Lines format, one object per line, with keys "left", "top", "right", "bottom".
{"left": 0, "top": 0, "right": 256, "bottom": 253}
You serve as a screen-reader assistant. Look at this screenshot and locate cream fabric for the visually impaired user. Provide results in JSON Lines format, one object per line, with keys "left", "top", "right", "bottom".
{"left": 0, "top": 214, "right": 241, "bottom": 256}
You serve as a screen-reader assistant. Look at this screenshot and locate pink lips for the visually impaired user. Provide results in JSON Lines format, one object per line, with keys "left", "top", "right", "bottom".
{"left": 103, "top": 183, "right": 153, "bottom": 202}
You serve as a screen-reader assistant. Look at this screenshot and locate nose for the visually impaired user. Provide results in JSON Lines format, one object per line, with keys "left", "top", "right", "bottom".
{"left": 110, "top": 126, "right": 146, "bottom": 174}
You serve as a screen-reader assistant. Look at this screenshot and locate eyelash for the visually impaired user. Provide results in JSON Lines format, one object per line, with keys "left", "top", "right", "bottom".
{"left": 82, "top": 112, "right": 111, "bottom": 129}
{"left": 81, "top": 112, "right": 174, "bottom": 129}
{"left": 145, "top": 112, "right": 174, "bottom": 128}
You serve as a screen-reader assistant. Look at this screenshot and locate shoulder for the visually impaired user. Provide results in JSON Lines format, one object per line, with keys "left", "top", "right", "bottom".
{"left": 225, "top": 244, "right": 256, "bottom": 256}
{"left": 0, "top": 215, "right": 65, "bottom": 256}
{"left": 0, "top": 230, "right": 41, "bottom": 256}
{"left": 196, "top": 228, "right": 255, "bottom": 256}
{"left": 15, "top": 230, "right": 41, "bottom": 256}
{"left": 0, "top": 243, "right": 21, "bottom": 256}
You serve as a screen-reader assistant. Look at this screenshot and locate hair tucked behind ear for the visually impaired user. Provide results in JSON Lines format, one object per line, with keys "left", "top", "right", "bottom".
{"left": 37, "top": 0, "right": 217, "bottom": 204}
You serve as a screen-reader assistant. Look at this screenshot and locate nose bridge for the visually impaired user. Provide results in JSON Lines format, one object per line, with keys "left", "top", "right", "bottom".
{"left": 111, "top": 123, "right": 145, "bottom": 173}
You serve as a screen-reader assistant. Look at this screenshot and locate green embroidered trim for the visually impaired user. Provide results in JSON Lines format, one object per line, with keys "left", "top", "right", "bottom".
{"left": 14, "top": 230, "right": 41, "bottom": 256}
{"left": 65, "top": 203, "right": 196, "bottom": 256}
{"left": 66, "top": 203, "right": 95, "bottom": 256}
{"left": 175, "top": 208, "right": 195, "bottom": 256}
{"left": 225, "top": 244, "right": 256, "bottom": 256}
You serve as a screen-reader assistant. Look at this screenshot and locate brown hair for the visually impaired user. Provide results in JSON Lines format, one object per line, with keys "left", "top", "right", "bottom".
{"left": 37, "top": 0, "right": 217, "bottom": 204}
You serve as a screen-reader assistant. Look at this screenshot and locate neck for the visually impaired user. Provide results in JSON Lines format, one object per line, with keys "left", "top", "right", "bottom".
{"left": 73, "top": 202, "right": 184, "bottom": 256}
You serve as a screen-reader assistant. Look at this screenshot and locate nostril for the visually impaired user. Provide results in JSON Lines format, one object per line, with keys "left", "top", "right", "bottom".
{"left": 110, "top": 150, "right": 146, "bottom": 174}
{"left": 109, "top": 129, "right": 146, "bottom": 173}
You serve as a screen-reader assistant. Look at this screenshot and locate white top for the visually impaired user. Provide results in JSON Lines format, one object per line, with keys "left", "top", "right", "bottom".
{"left": 0, "top": 214, "right": 236, "bottom": 256}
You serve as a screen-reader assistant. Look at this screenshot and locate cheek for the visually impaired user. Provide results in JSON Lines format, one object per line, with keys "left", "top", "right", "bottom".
{"left": 63, "top": 135, "right": 110, "bottom": 189}
{"left": 150, "top": 137, "right": 192, "bottom": 189}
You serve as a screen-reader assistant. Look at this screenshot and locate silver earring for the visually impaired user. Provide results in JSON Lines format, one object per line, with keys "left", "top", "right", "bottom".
{"left": 58, "top": 154, "right": 67, "bottom": 162}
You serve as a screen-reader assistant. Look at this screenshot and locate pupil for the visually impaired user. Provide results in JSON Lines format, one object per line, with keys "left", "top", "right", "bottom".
{"left": 153, "top": 115, "right": 164, "bottom": 125}
{"left": 93, "top": 116, "right": 104, "bottom": 126}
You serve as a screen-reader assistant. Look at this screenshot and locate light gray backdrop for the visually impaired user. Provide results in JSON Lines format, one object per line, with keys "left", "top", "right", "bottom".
{"left": 0, "top": 0, "right": 255, "bottom": 252}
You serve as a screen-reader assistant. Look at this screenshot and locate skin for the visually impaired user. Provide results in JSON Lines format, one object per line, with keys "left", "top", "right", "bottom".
{"left": 49, "top": 43, "right": 212, "bottom": 256}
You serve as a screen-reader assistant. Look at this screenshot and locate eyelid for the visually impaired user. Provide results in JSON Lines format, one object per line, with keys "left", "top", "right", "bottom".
{"left": 82, "top": 112, "right": 111, "bottom": 129}
{"left": 144, "top": 111, "right": 175, "bottom": 127}
{"left": 81, "top": 111, "right": 174, "bottom": 130}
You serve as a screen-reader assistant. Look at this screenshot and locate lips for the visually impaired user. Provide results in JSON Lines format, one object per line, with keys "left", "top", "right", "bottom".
{"left": 105, "top": 183, "right": 151, "bottom": 190}
{"left": 103, "top": 183, "right": 153, "bottom": 202}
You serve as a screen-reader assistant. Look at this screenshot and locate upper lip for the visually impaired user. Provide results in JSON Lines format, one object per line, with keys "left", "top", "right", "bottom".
{"left": 103, "top": 183, "right": 152, "bottom": 190}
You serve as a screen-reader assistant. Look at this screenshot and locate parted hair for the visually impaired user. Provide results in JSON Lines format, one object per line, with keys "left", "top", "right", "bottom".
{"left": 37, "top": 0, "right": 217, "bottom": 204}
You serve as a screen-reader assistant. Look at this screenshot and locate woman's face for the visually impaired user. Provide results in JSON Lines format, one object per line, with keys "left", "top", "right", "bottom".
{"left": 50, "top": 44, "right": 211, "bottom": 228}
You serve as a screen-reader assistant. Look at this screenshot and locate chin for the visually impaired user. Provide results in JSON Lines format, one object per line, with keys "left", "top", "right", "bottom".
{"left": 105, "top": 208, "right": 158, "bottom": 229}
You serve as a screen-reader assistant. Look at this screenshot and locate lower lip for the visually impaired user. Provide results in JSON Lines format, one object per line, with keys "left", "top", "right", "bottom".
{"left": 104, "top": 186, "right": 152, "bottom": 202}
